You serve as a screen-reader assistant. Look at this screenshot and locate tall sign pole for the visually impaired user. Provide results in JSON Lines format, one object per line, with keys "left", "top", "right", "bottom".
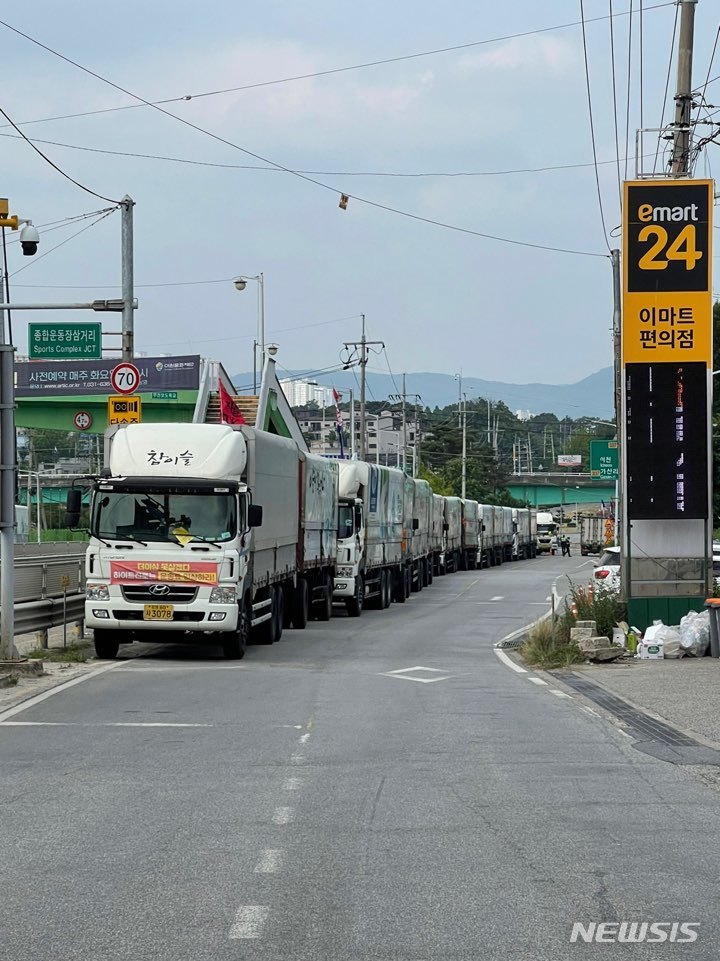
{"left": 671, "top": 0, "right": 698, "bottom": 177}
{"left": 621, "top": 177, "right": 713, "bottom": 625}
{"left": 121, "top": 195, "right": 135, "bottom": 362}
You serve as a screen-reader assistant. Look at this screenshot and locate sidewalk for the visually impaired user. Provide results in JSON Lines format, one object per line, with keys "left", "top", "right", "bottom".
{"left": 563, "top": 657, "right": 720, "bottom": 750}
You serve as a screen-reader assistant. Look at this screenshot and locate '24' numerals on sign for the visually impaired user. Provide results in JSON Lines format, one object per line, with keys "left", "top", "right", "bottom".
{"left": 637, "top": 224, "right": 703, "bottom": 271}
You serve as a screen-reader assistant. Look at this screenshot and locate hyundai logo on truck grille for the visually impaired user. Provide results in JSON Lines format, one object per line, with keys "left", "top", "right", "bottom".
{"left": 148, "top": 583, "right": 171, "bottom": 596}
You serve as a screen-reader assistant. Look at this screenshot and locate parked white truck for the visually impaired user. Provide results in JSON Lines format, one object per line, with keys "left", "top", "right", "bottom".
{"left": 333, "top": 461, "right": 408, "bottom": 614}
{"left": 70, "top": 423, "right": 337, "bottom": 660}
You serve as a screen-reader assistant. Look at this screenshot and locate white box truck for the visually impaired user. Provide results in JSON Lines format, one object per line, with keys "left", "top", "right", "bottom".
{"left": 71, "top": 423, "right": 337, "bottom": 660}
{"left": 536, "top": 511, "right": 559, "bottom": 554}
{"left": 410, "top": 478, "right": 434, "bottom": 591}
{"left": 333, "top": 461, "right": 408, "bottom": 614}
{"left": 460, "top": 499, "right": 480, "bottom": 570}
{"left": 440, "top": 496, "right": 462, "bottom": 574}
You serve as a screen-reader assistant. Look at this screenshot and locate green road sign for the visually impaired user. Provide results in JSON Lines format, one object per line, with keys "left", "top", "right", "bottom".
{"left": 151, "top": 391, "right": 178, "bottom": 400}
{"left": 590, "top": 439, "right": 618, "bottom": 480}
{"left": 29, "top": 322, "right": 102, "bottom": 359}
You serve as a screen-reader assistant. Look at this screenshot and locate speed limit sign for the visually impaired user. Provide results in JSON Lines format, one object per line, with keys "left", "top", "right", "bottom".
{"left": 110, "top": 362, "right": 141, "bottom": 395}
{"left": 73, "top": 411, "right": 92, "bottom": 431}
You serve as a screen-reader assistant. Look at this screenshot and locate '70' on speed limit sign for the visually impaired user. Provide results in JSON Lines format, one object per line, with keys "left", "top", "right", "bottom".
{"left": 110, "top": 362, "right": 141, "bottom": 394}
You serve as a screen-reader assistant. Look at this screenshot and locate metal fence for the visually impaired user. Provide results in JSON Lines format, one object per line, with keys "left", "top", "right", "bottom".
{"left": 4, "top": 548, "right": 86, "bottom": 637}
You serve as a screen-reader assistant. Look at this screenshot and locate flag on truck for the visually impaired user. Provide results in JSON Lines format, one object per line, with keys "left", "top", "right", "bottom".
{"left": 332, "top": 387, "right": 345, "bottom": 458}
{"left": 218, "top": 379, "right": 245, "bottom": 425}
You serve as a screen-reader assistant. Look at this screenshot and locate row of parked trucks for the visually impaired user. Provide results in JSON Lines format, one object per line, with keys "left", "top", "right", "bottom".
{"left": 68, "top": 423, "right": 539, "bottom": 661}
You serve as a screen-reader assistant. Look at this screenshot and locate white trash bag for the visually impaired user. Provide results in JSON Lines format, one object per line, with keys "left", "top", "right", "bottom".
{"left": 679, "top": 610, "right": 710, "bottom": 657}
{"left": 654, "top": 624, "right": 682, "bottom": 658}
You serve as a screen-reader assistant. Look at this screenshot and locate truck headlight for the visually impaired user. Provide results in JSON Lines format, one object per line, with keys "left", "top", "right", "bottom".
{"left": 86, "top": 583, "right": 109, "bottom": 600}
{"left": 336, "top": 566, "right": 353, "bottom": 578}
{"left": 209, "top": 586, "right": 236, "bottom": 604}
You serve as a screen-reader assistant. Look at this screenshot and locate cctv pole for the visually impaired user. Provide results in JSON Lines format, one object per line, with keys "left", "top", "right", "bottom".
{"left": 461, "top": 394, "right": 467, "bottom": 499}
{"left": 0, "top": 297, "right": 15, "bottom": 658}
{"left": 121, "top": 195, "right": 135, "bottom": 362}
{"left": 401, "top": 372, "right": 407, "bottom": 474}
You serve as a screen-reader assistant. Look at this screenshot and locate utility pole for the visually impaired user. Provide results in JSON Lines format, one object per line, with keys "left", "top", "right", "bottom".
{"left": 120, "top": 195, "right": 135, "bottom": 362}
{"left": 344, "top": 315, "right": 383, "bottom": 461}
{"left": 389, "top": 376, "right": 421, "bottom": 475}
{"left": 671, "top": 0, "right": 698, "bottom": 177}
{"left": 611, "top": 248, "right": 623, "bottom": 549}
{"left": 0, "top": 306, "right": 15, "bottom": 658}
{"left": 461, "top": 393, "right": 467, "bottom": 499}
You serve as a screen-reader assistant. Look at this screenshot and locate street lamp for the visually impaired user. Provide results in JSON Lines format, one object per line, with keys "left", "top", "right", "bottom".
{"left": 234, "top": 273, "right": 264, "bottom": 392}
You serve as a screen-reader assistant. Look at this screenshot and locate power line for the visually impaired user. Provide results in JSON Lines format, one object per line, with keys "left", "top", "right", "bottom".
{"left": 0, "top": 130, "right": 661, "bottom": 179}
{"left": 0, "top": 105, "right": 119, "bottom": 203}
{"left": 579, "top": 0, "right": 611, "bottom": 250}
{"left": 0, "top": 4, "right": 675, "bottom": 131}
{"left": 652, "top": 1, "right": 679, "bottom": 175}
{"left": 624, "top": 0, "right": 634, "bottom": 179}
{"left": 608, "top": 0, "right": 623, "bottom": 208}
{"left": 9, "top": 208, "right": 117, "bottom": 278}
{"left": 0, "top": 22, "right": 620, "bottom": 259}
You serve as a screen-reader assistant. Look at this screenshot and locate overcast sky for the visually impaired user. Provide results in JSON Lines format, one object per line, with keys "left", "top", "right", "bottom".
{"left": 1, "top": 1, "right": 718, "bottom": 389}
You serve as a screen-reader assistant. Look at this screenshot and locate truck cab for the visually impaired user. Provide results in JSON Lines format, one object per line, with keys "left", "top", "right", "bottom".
{"left": 335, "top": 496, "right": 365, "bottom": 615}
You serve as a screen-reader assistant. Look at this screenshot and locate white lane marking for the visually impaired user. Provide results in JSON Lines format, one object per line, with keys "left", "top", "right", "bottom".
{"left": 528, "top": 677, "right": 548, "bottom": 686}
{"left": 581, "top": 706, "right": 600, "bottom": 718}
{"left": 490, "top": 595, "right": 505, "bottom": 602}
{"left": 254, "top": 849, "right": 283, "bottom": 874}
{"left": 282, "top": 776, "right": 303, "bottom": 791}
{"left": 493, "top": 649, "right": 528, "bottom": 674}
{"left": 272, "top": 806, "right": 295, "bottom": 825}
{"left": 0, "top": 659, "right": 128, "bottom": 723}
{"left": 546, "top": 596, "right": 552, "bottom": 601}
{"left": 549, "top": 689, "right": 573, "bottom": 699}
{"left": 0, "top": 721, "right": 211, "bottom": 728}
{"left": 299, "top": 732, "right": 311, "bottom": 744}
{"left": 290, "top": 753, "right": 305, "bottom": 765}
{"left": 381, "top": 666, "right": 453, "bottom": 684}
{"left": 229, "top": 905, "right": 269, "bottom": 939}
{"left": 618, "top": 728, "right": 633, "bottom": 739}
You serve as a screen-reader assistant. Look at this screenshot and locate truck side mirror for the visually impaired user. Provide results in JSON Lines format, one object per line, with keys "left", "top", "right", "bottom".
{"left": 248, "top": 504, "right": 263, "bottom": 528}
{"left": 481, "top": 524, "right": 486, "bottom": 532}
{"left": 443, "top": 522, "right": 449, "bottom": 531}
{"left": 66, "top": 488, "right": 82, "bottom": 529}
{"left": 412, "top": 518, "right": 419, "bottom": 530}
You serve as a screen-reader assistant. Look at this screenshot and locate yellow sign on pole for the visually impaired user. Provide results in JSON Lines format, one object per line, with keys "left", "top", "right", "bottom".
{"left": 108, "top": 395, "right": 142, "bottom": 424}
{"left": 622, "top": 178, "right": 713, "bottom": 365}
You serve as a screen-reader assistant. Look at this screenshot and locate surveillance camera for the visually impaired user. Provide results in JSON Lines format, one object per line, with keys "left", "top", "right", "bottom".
{"left": 20, "top": 223, "right": 39, "bottom": 256}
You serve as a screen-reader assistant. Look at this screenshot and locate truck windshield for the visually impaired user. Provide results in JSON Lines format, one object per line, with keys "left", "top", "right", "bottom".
{"left": 537, "top": 523, "right": 557, "bottom": 534}
{"left": 92, "top": 490, "right": 238, "bottom": 543}
{"left": 337, "top": 504, "right": 355, "bottom": 539}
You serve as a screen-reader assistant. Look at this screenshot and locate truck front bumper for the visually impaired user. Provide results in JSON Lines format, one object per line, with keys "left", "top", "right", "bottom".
{"left": 86, "top": 600, "right": 239, "bottom": 633}
{"left": 333, "top": 576, "right": 354, "bottom": 598}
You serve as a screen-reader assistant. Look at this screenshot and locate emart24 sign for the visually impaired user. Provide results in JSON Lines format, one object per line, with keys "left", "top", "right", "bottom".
{"left": 622, "top": 179, "right": 713, "bottom": 365}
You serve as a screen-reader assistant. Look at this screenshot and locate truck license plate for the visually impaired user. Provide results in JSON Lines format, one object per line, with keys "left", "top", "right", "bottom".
{"left": 143, "top": 604, "right": 174, "bottom": 621}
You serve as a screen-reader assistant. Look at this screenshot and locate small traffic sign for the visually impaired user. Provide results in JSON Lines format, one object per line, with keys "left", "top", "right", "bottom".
{"left": 110, "top": 362, "right": 141, "bottom": 395}
{"left": 108, "top": 395, "right": 142, "bottom": 425}
{"left": 73, "top": 411, "right": 92, "bottom": 431}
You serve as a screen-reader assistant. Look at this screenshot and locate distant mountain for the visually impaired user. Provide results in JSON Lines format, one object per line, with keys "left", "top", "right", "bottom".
{"left": 231, "top": 367, "right": 614, "bottom": 420}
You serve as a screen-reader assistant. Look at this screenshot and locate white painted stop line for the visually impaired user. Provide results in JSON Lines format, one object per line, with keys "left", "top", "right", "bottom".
{"left": 229, "top": 905, "right": 269, "bottom": 939}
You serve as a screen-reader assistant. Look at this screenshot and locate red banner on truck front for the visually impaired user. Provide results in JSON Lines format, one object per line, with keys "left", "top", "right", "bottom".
{"left": 110, "top": 560, "right": 219, "bottom": 585}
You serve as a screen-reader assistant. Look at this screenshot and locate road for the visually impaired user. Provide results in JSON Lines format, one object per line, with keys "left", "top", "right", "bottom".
{"left": 2, "top": 555, "right": 720, "bottom": 961}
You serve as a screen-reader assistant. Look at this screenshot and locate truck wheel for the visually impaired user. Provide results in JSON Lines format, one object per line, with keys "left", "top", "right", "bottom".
{"left": 256, "top": 587, "right": 279, "bottom": 645}
{"left": 346, "top": 576, "right": 363, "bottom": 617}
{"left": 282, "top": 585, "right": 292, "bottom": 629}
{"left": 292, "top": 580, "right": 309, "bottom": 629}
{"left": 395, "top": 567, "right": 407, "bottom": 603}
{"left": 94, "top": 630, "right": 119, "bottom": 660}
{"left": 317, "top": 574, "right": 333, "bottom": 622}
{"left": 384, "top": 569, "right": 393, "bottom": 608}
{"left": 405, "top": 566, "right": 412, "bottom": 597}
{"left": 275, "top": 587, "right": 285, "bottom": 640}
{"left": 411, "top": 563, "right": 421, "bottom": 593}
{"left": 222, "top": 602, "right": 248, "bottom": 660}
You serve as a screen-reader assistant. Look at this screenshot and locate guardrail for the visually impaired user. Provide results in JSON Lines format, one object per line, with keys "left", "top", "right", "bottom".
{"left": 2, "top": 549, "right": 87, "bottom": 638}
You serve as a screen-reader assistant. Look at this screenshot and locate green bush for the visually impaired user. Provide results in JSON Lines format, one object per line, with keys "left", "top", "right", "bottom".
{"left": 519, "top": 617, "right": 584, "bottom": 669}
{"left": 568, "top": 583, "right": 627, "bottom": 640}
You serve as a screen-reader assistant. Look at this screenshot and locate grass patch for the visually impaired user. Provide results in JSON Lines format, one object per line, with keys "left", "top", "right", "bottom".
{"left": 519, "top": 617, "right": 584, "bottom": 669}
{"left": 566, "top": 583, "right": 627, "bottom": 640}
{"left": 0, "top": 674, "right": 19, "bottom": 687}
{"left": 25, "top": 642, "right": 90, "bottom": 663}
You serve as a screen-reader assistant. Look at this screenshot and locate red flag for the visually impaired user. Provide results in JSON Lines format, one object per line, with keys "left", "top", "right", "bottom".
{"left": 218, "top": 379, "right": 245, "bottom": 425}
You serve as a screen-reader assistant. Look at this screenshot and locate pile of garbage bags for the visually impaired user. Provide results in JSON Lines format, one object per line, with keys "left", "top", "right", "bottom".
{"left": 620, "top": 611, "right": 710, "bottom": 659}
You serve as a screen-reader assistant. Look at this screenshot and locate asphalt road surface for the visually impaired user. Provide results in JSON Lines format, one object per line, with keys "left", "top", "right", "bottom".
{"left": 2, "top": 555, "right": 719, "bottom": 961}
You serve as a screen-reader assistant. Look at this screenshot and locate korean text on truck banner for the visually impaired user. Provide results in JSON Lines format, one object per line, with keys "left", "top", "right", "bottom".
{"left": 110, "top": 560, "right": 219, "bottom": 585}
